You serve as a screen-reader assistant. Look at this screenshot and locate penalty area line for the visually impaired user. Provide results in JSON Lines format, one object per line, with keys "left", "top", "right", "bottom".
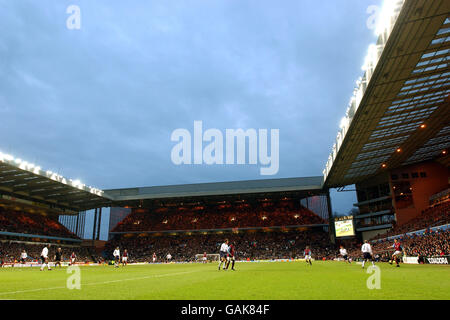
{"left": 0, "top": 270, "right": 201, "bottom": 296}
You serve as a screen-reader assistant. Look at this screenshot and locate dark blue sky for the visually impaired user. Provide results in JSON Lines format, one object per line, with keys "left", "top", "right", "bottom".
{"left": 0, "top": 0, "right": 383, "bottom": 239}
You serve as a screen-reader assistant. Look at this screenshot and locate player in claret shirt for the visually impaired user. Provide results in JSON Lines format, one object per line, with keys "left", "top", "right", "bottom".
{"left": 152, "top": 252, "right": 157, "bottom": 263}
{"left": 389, "top": 239, "right": 404, "bottom": 268}
{"left": 225, "top": 243, "right": 236, "bottom": 271}
{"left": 304, "top": 246, "right": 312, "bottom": 265}
{"left": 70, "top": 252, "right": 77, "bottom": 266}
{"left": 122, "top": 249, "right": 128, "bottom": 267}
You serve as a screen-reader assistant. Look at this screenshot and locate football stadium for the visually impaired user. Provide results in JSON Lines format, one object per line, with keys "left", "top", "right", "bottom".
{"left": 0, "top": 0, "right": 449, "bottom": 302}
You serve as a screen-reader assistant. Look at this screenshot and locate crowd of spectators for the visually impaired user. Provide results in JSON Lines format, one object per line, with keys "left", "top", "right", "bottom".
{"left": 370, "top": 201, "right": 450, "bottom": 240}
{"left": 401, "top": 230, "right": 449, "bottom": 257}
{"left": 335, "top": 199, "right": 450, "bottom": 261}
{"left": 108, "top": 199, "right": 449, "bottom": 263}
{"left": 0, "top": 241, "right": 100, "bottom": 264}
{"left": 2, "top": 198, "right": 446, "bottom": 265}
{"left": 0, "top": 207, "right": 79, "bottom": 239}
{"left": 113, "top": 200, "right": 326, "bottom": 233}
{"left": 105, "top": 229, "right": 335, "bottom": 263}
{"left": 345, "top": 229, "right": 449, "bottom": 261}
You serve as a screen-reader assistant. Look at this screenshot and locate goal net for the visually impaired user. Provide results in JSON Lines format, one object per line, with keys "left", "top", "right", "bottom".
{"left": 195, "top": 254, "right": 220, "bottom": 262}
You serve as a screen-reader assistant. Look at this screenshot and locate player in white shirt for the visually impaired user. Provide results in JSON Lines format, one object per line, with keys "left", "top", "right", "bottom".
{"left": 218, "top": 239, "right": 229, "bottom": 270}
{"left": 113, "top": 247, "right": 120, "bottom": 268}
{"left": 20, "top": 250, "right": 27, "bottom": 265}
{"left": 166, "top": 253, "right": 172, "bottom": 262}
{"left": 361, "top": 240, "right": 375, "bottom": 268}
{"left": 339, "top": 245, "right": 351, "bottom": 264}
{"left": 40, "top": 245, "right": 52, "bottom": 271}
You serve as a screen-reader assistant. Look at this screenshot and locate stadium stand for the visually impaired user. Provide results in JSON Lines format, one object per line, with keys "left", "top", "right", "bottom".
{"left": 106, "top": 229, "right": 335, "bottom": 262}
{"left": 112, "top": 200, "right": 326, "bottom": 233}
{"left": 370, "top": 201, "right": 450, "bottom": 240}
{"left": 107, "top": 197, "right": 449, "bottom": 263}
{"left": 346, "top": 229, "right": 449, "bottom": 262}
{"left": 343, "top": 199, "right": 449, "bottom": 261}
{"left": 402, "top": 230, "right": 449, "bottom": 258}
{"left": 0, "top": 207, "right": 80, "bottom": 239}
{"left": 107, "top": 199, "right": 333, "bottom": 262}
{"left": 0, "top": 241, "right": 100, "bottom": 264}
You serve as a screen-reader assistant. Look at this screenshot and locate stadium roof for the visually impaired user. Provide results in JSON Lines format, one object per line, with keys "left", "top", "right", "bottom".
{"left": 0, "top": 149, "right": 325, "bottom": 211}
{"left": 0, "top": 148, "right": 325, "bottom": 212}
{"left": 104, "top": 176, "right": 325, "bottom": 203}
{"left": 0, "top": 151, "right": 113, "bottom": 212}
{"left": 323, "top": 0, "right": 450, "bottom": 188}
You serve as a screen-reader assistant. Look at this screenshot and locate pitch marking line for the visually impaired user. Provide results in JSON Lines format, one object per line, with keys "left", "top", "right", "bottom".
{"left": 0, "top": 270, "right": 200, "bottom": 296}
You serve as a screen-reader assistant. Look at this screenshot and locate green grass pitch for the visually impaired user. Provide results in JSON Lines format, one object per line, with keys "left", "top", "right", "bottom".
{"left": 0, "top": 261, "right": 448, "bottom": 300}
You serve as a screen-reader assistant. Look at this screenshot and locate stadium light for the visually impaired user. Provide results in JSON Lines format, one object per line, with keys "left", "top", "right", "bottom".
{"left": 0, "top": 152, "right": 14, "bottom": 162}
{"left": 362, "top": 44, "right": 379, "bottom": 72}
{"left": 324, "top": 0, "right": 405, "bottom": 182}
{"left": 0, "top": 149, "right": 104, "bottom": 197}
{"left": 375, "top": 0, "right": 403, "bottom": 36}
{"left": 72, "top": 179, "right": 84, "bottom": 189}
{"left": 339, "top": 117, "right": 349, "bottom": 129}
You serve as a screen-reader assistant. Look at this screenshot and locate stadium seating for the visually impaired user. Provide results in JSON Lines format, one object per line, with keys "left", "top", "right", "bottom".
{"left": 0, "top": 207, "right": 80, "bottom": 239}
{"left": 401, "top": 229, "right": 449, "bottom": 258}
{"left": 346, "top": 229, "right": 449, "bottom": 261}
{"left": 345, "top": 201, "right": 449, "bottom": 260}
{"left": 0, "top": 241, "right": 100, "bottom": 264}
{"left": 106, "top": 230, "right": 335, "bottom": 262}
{"left": 112, "top": 201, "right": 326, "bottom": 233}
{"left": 370, "top": 201, "right": 450, "bottom": 240}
